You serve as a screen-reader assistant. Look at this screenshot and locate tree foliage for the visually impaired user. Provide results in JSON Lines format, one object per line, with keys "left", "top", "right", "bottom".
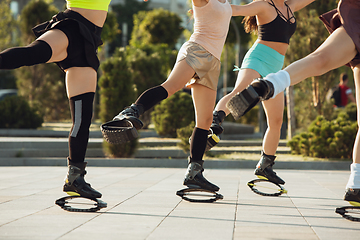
{"left": 109, "top": 0, "right": 148, "bottom": 53}
{"left": 152, "top": 91, "right": 194, "bottom": 138}
{"left": 285, "top": 1, "right": 344, "bottom": 130}
{"left": 288, "top": 104, "right": 357, "bottom": 159}
{"left": 130, "top": 8, "right": 183, "bottom": 49}
{"left": 0, "top": 0, "right": 18, "bottom": 89}
{"left": 98, "top": 50, "right": 138, "bottom": 157}
{"left": 0, "top": 95, "right": 43, "bottom": 129}
{"left": 15, "top": 0, "right": 68, "bottom": 121}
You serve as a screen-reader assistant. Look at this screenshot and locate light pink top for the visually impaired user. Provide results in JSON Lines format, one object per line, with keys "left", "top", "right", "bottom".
{"left": 189, "top": 0, "right": 232, "bottom": 60}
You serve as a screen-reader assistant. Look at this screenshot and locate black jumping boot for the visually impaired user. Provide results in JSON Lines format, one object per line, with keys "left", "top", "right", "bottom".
{"left": 183, "top": 159, "right": 220, "bottom": 192}
{"left": 210, "top": 110, "right": 226, "bottom": 136}
{"left": 63, "top": 158, "right": 102, "bottom": 199}
{"left": 344, "top": 188, "right": 360, "bottom": 206}
{"left": 113, "top": 104, "right": 144, "bottom": 130}
{"left": 254, "top": 152, "right": 285, "bottom": 185}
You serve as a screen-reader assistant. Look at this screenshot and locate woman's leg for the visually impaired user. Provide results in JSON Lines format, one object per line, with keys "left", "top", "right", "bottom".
{"left": 254, "top": 93, "right": 286, "bottom": 185}
{"left": 211, "top": 69, "right": 260, "bottom": 135}
{"left": 184, "top": 83, "right": 219, "bottom": 191}
{"left": 285, "top": 27, "right": 357, "bottom": 85}
{"left": 0, "top": 29, "right": 68, "bottom": 69}
{"left": 262, "top": 93, "right": 284, "bottom": 155}
{"left": 215, "top": 68, "right": 260, "bottom": 115}
{"left": 63, "top": 67, "right": 101, "bottom": 199}
{"left": 264, "top": 27, "right": 358, "bottom": 98}
{"left": 113, "top": 60, "right": 196, "bottom": 128}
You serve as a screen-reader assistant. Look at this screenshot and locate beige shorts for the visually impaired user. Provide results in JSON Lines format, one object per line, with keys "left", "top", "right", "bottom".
{"left": 176, "top": 41, "right": 220, "bottom": 91}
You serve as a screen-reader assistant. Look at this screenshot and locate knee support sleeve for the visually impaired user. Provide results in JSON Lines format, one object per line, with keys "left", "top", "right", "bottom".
{"left": 190, "top": 127, "right": 208, "bottom": 161}
{"left": 346, "top": 163, "right": 360, "bottom": 189}
{"left": 265, "top": 70, "right": 291, "bottom": 99}
{"left": 68, "top": 92, "right": 95, "bottom": 163}
{"left": 0, "top": 40, "right": 52, "bottom": 69}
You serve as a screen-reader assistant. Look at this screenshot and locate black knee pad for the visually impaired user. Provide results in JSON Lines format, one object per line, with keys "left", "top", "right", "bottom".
{"left": 68, "top": 92, "right": 95, "bottom": 163}
{"left": 0, "top": 40, "right": 52, "bottom": 69}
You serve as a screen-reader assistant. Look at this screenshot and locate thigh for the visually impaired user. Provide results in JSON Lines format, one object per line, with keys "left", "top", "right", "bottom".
{"left": 37, "top": 29, "right": 68, "bottom": 63}
{"left": 191, "top": 84, "right": 217, "bottom": 129}
{"left": 65, "top": 67, "right": 97, "bottom": 98}
{"left": 233, "top": 68, "right": 261, "bottom": 93}
{"left": 312, "top": 27, "right": 357, "bottom": 70}
{"left": 161, "top": 60, "right": 196, "bottom": 96}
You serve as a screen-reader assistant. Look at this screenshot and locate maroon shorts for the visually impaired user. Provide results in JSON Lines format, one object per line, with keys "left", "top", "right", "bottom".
{"left": 319, "top": 0, "right": 360, "bottom": 68}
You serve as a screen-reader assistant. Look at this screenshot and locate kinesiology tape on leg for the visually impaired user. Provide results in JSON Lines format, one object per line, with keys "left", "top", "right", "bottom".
{"left": 190, "top": 127, "right": 209, "bottom": 161}
{"left": 0, "top": 40, "right": 52, "bottom": 69}
{"left": 68, "top": 92, "right": 95, "bottom": 163}
{"left": 135, "top": 85, "right": 168, "bottom": 112}
{"left": 265, "top": 70, "right": 290, "bottom": 99}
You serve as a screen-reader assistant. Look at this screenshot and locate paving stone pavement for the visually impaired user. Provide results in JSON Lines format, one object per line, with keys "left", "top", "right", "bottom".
{"left": 0, "top": 166, "right": 359, "bottom": 240}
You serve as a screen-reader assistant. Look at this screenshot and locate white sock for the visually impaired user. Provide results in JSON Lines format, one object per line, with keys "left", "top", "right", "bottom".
{"left": 346, "top": 163, "right": 360, "bottom": 189}
{"left": 264, "top": 70, "right": 291, "bottom": 99}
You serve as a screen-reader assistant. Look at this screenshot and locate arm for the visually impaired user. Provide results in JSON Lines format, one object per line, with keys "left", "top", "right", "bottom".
{"left": 346, "top": 89, "right": 356, "bottom": 103}
{"left": 287, "top": 0, "right": 316, "bottom": 12}
{"left": 231, "top": 1, "right": 268, "bottom": 17}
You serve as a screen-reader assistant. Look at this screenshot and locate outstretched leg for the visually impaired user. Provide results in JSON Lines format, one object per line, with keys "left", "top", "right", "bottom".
{"left": 111, "top": 60, "right": 195, "bottom": 130}
{"left": 0, "top": 29, "right": 68, "bottom": 69}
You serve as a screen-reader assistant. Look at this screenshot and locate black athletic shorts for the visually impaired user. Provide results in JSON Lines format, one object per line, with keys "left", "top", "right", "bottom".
{"left": 32, "top": 9, "right": 103, "bottom": 72}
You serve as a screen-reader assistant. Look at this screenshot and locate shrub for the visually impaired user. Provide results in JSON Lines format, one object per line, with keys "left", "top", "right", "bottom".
{"left": 0, "top": 95, "right": 43, "bottom": 128}
{"left": 152, "top": 91, "right": 194, "bottom": 137}
{"left": 288, "top": 114, "right": 357, "bottom": 159}
{"left": 98, "top": 52, "right": 138, "bottom": 157}
{"left": 177, "top": 121, "right": 195, "bottom": 153}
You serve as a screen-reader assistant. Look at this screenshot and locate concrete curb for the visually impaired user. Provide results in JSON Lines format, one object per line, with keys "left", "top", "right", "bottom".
{"left": 0, "top": 157, "right": 351, "bottom": 170}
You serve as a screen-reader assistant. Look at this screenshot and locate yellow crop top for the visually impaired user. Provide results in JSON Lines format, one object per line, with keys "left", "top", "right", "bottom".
{"left": 67, "top": 0, "right": 111, "bottom": 11}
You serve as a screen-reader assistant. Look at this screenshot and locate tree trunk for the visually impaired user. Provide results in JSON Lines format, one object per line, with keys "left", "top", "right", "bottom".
{"left": 286, "top": 86, "right": 296, "bottom": 139}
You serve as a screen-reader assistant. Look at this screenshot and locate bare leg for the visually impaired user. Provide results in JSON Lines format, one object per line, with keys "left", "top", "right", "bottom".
{"left": 37, "top": 29, "right": 68, "bottom": 63}
{"left": 344, "top": 65, "right": 360, "bottom": 203}
{"left": 262, "top": 92, "right": 284, "bottom": 155}
{"left": 215, "top": 68, "right": 260, "bottom": 115}
{"left": 352, "top": 65, "right": 360, "bottom": 164}
{"left": 66, "top": 67, "right": 97, "bottom": 98}
{"left": 286, "top": 27, "right": 357, "bottom": 85}
{"left": 161, "top": 60, "right": 196, "bottom": 97}
{"left": 192, "top": 83, "right": 217, "bottom": 130}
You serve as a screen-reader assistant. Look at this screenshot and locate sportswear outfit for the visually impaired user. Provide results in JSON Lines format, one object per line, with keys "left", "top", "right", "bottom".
{"left": 219, "top": 0, "right": 296, "bottom": 185}
{"left": 114, "top": 0, "right": 232, "bottom": 191}
{"left": 0, "top": 0, "right": 111, "bottom": 198}
{"left": 239, "top": 0, "right": 296, "bottom": 77}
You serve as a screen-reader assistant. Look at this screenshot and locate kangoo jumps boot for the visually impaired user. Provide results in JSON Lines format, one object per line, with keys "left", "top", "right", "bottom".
{"left": 183, "top": 159, "right": 220, "bottom": 192}
{"left": 210, "top": 110, "right": 226, "bottom": 136}
{"left": 113, "top": 104, "right": 144, "bottom": 130}
{"left": 63, "top": 158, "right": 102, "bottom": 199}
{"left": 344, "top": 188, "right": 360, "bottom": 206}
{"left": 254, "top": 152, "right": 285, "bottom": 185}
